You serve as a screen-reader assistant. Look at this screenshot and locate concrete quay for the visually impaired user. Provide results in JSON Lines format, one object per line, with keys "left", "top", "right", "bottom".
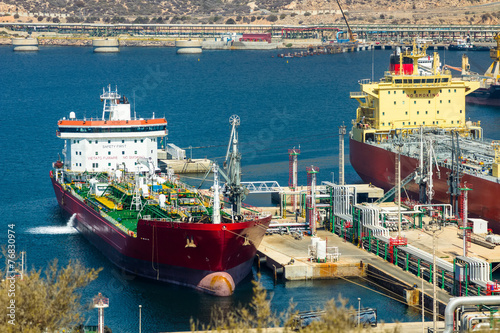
{"left": 257, "top": 229, "right": 450, "bottom": 316}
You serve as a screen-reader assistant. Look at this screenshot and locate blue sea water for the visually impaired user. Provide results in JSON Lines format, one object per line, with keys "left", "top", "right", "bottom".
{"left": 0, "top": 45, "right": 499, "bottom": 332}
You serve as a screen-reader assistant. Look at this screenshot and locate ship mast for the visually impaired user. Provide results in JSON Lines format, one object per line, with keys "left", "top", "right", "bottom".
{"left": 402, "top": 40, "right": 428, "bottom": 76}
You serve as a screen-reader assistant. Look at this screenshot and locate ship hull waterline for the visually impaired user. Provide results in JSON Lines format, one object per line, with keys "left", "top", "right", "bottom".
{"left": 51, "top": 177, "right": 271, "bottom": 296}
{"left": 349, "top": 138, "right": 500, "bottom": 234}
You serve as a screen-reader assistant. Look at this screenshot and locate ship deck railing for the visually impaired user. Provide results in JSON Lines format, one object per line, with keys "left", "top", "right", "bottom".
{"left": 350, "top": 91, "right": 368, "bottom": 98}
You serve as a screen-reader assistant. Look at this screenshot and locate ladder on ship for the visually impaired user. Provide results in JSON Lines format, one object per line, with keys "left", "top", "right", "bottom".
{"left": 374, "top": 171, "right": 417, "bottom": 204}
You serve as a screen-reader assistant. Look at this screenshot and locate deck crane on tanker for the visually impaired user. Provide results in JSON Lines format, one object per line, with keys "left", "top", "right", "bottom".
{"left": 335, "top": 0, "right": 357, "bottom": 43}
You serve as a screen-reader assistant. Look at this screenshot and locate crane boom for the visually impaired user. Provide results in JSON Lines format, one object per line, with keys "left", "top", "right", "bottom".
{"left": 336, "top": 0, "right": 355, "bottom": 42}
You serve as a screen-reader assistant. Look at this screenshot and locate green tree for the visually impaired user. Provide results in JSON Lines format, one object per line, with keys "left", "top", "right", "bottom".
{"left": 226, "top": 18, "right": 236, "bottom": 24}
{"left": 197, "top": 277, "right": 393, "bottom": 333}
{"left": 267, "top": 14, "right": 278, "bottom": 22}
{"left": 0, "top": 259, "right": 101, "bottom": 332}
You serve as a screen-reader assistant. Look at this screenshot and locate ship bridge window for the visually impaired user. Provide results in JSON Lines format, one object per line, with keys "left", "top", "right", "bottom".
{"left": 442, "top": 78, "right": 449, "bottom": 82}
{"left": 395, "top": 79, "right": 402, "bottom": 84}
{"left": 403, "top": 79, "right": 409, "bottom": 83}
{"left": 414, "top": 79, "right": 421, "bottom": 84}
{"left": 426, "top": 79, "right": 433, "bottom": 83}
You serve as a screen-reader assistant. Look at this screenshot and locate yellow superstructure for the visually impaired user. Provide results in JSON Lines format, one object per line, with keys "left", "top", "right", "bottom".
{"left": 351, "top": 42, "right": 481, "bottom": 144}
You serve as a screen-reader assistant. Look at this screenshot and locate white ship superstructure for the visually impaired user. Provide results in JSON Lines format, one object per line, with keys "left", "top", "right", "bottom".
{"left": 56, "top": 85, "right": 168, "bottom": 173}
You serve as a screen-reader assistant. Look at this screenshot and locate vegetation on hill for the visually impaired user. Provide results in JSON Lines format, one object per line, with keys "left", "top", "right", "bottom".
{"left": 2, "top": 0, "right": 500, "bottom": 26}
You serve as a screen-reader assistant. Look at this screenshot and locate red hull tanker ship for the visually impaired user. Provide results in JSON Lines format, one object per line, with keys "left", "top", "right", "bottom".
{"left": 51, "top": 86, "right": 271, "bottom": 296}
{"left": 349, "top": 42, "right": 500, "bottom": 234}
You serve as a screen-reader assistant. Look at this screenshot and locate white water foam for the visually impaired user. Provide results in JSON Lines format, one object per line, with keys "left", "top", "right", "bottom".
{"left": 26, "top": 213, "right": 78, "bottom": 235}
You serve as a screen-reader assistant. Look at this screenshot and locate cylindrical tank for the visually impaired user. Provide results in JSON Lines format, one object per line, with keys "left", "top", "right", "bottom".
{"left": 316, "top": 240, "right": 327, "bottom": 261}
{"left": 310, "top": 236, "right": 320, "bottom": 250}
{"left": 175, "top": 40, "right": 202, "bottom": 54}
{"left": 93, "top": 39, "right": 120, "bottom": 53}
{"left": 12, "top": 37, "right": 39, "bottom": 51}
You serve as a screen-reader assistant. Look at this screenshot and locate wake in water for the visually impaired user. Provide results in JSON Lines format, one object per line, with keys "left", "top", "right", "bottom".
{"left": 26, "top": 213, "right": 78, "bottom": 235}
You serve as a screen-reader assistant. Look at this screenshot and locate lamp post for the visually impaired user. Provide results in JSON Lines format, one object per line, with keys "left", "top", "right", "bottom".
{"left": 357, "top": 297, "right": 361, "bottom": 326}
{"left": 139, "top": 305, "right": 142, "bottom": 333}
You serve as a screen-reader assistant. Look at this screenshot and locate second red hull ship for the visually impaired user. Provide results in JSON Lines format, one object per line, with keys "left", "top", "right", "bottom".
{"left": 350, "top": 138, "right": 500, "bottom": 234}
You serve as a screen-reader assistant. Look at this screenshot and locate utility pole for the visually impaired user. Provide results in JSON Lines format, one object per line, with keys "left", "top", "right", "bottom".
{"left": 339, "top": 124, "right": 346, "bottom": 185}
{"left": 395, "top": 142, "right": 404, "bottom": 239}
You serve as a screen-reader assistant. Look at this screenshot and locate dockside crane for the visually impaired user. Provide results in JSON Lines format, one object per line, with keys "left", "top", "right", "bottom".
{"left": 335, "top": 0, "right": 357, "bottom": 43}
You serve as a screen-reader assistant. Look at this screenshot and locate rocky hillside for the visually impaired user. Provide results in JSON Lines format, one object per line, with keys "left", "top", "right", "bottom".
{"left": 2, "top": 0, "right": 500, "bottom": 25}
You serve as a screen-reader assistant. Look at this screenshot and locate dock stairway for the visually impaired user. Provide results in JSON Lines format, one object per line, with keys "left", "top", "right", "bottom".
{"left": 374, "top": 171, "right": 416, "bottom": 204}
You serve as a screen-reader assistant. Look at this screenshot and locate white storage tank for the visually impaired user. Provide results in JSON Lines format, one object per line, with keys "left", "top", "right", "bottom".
{"left": 316, "top": 240, "right": 327, "bottom": 262}
{"left": 470, "top": 218, "right": 488, "bottom": 234}
{"left": 311, "top": 236, "right": 321, "bottom": 250}
{"left": 93, "top": 38, "right": 120, "bottom": 53}
{"left": 12, "top": 37, "right": 39, "bottom": 51}
{"left": 175, "top": 40, "right": 202, "bottom": 54}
